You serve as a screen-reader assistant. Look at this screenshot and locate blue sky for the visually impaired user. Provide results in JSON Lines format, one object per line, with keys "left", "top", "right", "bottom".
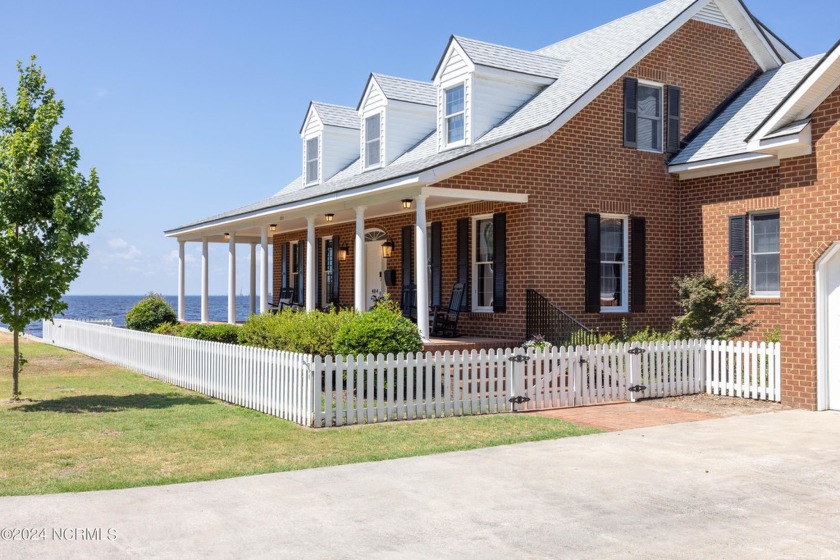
{"left": 0, "top": 0, "right": 836, "bottom": 295}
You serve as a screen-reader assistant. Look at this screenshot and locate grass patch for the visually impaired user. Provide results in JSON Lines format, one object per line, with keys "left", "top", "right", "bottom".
{"left": 0, "top": 332, "right": 598, "bottom": 496}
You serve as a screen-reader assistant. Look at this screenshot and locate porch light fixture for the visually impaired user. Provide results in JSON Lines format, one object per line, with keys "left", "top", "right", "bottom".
{"left": 401, "top": 199, "right": 412, "bottom": 209}
{"left": 324, "top": 213, "right": 334, "bottom": 222}
{"left": 269, "top": 224, "right": 277, "bottom": 232}
{"left": 381, "top": 240, "right": 395, "bottom": 258}
{"left": 224, "top": 232, "right": 230, "bottom": 240}
{"left": 338, "top": 246, "right": 349, "bottom": 261}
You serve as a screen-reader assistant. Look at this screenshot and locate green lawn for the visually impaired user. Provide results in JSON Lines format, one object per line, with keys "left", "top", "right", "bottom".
{"left": 0, "top": 332, "right": 598, "bottom": 496}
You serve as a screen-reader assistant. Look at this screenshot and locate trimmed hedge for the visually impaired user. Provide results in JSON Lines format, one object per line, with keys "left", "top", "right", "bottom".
{"left": 125, "top": 293, "right": 176, "bottom": 332}
{"left": 181, "top": 323, "right": 241, "bottom": 344}
{"left": 333, "top": 298, "right": 422, "bottom": 357}
{"left": 239, "top": 309, "right": 353, "bottom": 356}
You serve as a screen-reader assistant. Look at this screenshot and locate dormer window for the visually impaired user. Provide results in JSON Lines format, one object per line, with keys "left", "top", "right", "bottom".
{"left": 305, "top": 136, "right": 320, "bottom": 184}
{"left": 364, "top": 114, "right": 381, "bottom": 169}
{"left": 445, "top": 83, "right": 465, "bottom": 145}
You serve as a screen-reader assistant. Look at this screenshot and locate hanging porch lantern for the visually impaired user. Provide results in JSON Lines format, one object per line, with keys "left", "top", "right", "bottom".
{"left": 338, "top": 246, "right": 349, "bottom": 261}
{"left": 381, "top": 240, "right": 395, "bottom": 258}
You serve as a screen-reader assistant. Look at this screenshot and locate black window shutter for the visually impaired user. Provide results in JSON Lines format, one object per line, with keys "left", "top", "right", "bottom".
{"left": 401, "top": 225, "right": 413, "bottom": 287}
{"left": 492, "top": 213, "right": 507, "bottom": 313}
{"left": 331, "top": 234, "right": 340, "bottom": 305}
{"left": 431, "top": 222, "right": 442, "bottom": 307}
{"left": 630, "top": 216, "right": 647, "bottom": 313}
{"left": 456, "top": 218, "right": 470, "bottom": 311}
{"left": 666, "top": 86, "right": 682, "bottom": 154}
{"left": 280, "top": 242, "right": 288, "bottom": 292}
{"left": 729, "top": 215, "right": 747, "bottom": 287}
{"left": 585, "top": 213, "right": 602, "bottom": 312}
{"left": 623, "top": 78, "right": 638, "bottom": 148}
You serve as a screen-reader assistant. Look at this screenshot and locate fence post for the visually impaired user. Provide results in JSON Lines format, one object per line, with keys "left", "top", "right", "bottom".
{"left": 627, "top": 342, "right": 645, "bottom": 403}
{"left": 507, "top": 347, "right": 530, "bottom": 412}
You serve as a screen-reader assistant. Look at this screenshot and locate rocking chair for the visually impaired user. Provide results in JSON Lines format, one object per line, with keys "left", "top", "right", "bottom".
{"left": 430, "top": 283, "right": 465, "bottom": 338}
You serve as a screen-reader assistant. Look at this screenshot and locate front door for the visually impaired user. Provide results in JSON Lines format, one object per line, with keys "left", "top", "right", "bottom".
{"left": 365, "top": 241, "right": 385, "bottom": 311}
{"left": 827, "top": 249, "right": 840, "bottom": 410}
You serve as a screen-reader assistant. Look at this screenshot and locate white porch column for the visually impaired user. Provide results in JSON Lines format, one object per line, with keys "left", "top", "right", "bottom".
{"left": 177, "top": 240, "right": 186, "bottom": 322}
{"left": 249, "top": 242, "right": 257, "bottom": 316}
{"left": 260, "top": 226, "right": 269, "bottom": 314}
{"left": 415, "top": 195, "right": 430, "bottom": 341}
{"left": 201, "top": 238, "right": 209, "bottom": 324}
{"left": 306, "top": 216, "right": 316, "bottom": 312}
{"left": 228, "top": 233, "right": 236, "bottom": 324}
{"left": 354, "top": 206, "right": 367, "bottom": 311}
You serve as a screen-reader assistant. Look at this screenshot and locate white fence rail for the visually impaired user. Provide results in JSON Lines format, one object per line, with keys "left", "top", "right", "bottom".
{"left": 42, "top": 319, "right": 313, "bottom": 425}
{"left": 42, "top": 319, "right": 782, "bottom": 428}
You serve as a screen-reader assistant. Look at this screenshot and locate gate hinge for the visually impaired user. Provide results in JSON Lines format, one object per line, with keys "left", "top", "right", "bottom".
{"left": 628, "top": 385, "right": 647, "bottom": 393}
{"left": 509, "top": 396, "right": 531, "bottom": 404}
{"left": 508, "top": 355, "right": 531, "bottom": 364}
{"left": 627, "top": 347, "right": 646, "bottom": 355}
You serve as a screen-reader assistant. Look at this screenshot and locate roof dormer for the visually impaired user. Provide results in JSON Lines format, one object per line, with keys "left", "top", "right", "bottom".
{"left": 357, "top": 74, "right": 436, "bottom": 171}
{"left": 299, "top": 102, "right": 360, "bottom": 185}
{"left": 432, "top": 36, "right": 565, "bottom": 151}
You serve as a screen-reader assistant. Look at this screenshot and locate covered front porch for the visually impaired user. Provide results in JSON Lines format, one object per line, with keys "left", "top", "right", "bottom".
{"left": 166, "top": 183, "right": 527, "bottom": 341}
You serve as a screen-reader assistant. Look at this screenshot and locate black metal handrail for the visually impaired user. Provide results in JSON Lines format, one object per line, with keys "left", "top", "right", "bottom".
{"left": 525, "top": 289, "right": 599, "bottom": 348}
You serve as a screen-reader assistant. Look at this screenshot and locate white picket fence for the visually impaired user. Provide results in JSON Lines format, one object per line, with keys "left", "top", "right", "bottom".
{"left": 42, "top": 318, "right": 313, "bottom": 425}
{"left": 41, "top": 319, "right": 781, "bottom": 428}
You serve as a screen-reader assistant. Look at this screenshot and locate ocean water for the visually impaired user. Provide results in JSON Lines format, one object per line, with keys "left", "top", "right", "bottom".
{"left": 6, "top": 295, "right": 262, "bottom": 338}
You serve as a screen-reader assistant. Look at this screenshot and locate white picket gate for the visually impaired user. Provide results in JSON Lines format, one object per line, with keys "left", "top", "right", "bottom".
{"left": 41, "top": 319, "right": 782, "bottom": 428}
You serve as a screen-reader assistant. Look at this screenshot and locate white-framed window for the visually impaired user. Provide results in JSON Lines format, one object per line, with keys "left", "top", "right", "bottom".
{"left": 364, "top": 113, "right": 382, "bottom": 169}
{"left": 321, "top": 237, "right": 334, "bottom": 305}
{"left": 637, "top": 81, "right": 663, "bottom": 153}
{"left": 444, "top": 83, "right": 466, "bottom": 146}
{"left": 291, "top": 240, "right": 302, "bottom": 303}
{"left": 600, "top": 215, "right": 628, "bottom": 313}
{"left": 305, "top": 136, "right": 319, "bottom": 184}
{"left": 750, "top": 212, "right": 780, "bottom": 297}
{"left": 472, "top": 215, "right": 494, "bottom": 312}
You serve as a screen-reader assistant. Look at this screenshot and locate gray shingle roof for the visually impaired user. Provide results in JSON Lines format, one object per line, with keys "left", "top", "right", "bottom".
{"left": 671, "top": 55, "right": 821, "bottom": 165}
{"left": 452, "top": 36, "right": 566, "bottom": 78}
{"left": 373, "top": 74, "right": 436, "bottom": 106}
{"left": 310, "top": 101, "right": 359, "bottom": 129}
{"left": 169, "top": 0, "right": 794, "bottom": 234}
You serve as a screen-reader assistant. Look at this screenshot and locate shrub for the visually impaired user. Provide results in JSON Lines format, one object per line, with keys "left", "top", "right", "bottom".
{"left": 152, "top": 322, "right": 185, "bottom": 336}
{"left": 181, "top": 323, "right": 241, "bottom": 344}
{"left": 333, "top": 297, "right": 422, "bottom": 357}
{"left": 670, "top": 273, "right": 755, "bottom": 340}
{"left": 125, "top": 293, "right": 176, "bottom": 332}
{"left": 764, "top": 327, "right": 781, "bottom": 344}
{"left": 239, "top": 309, "right": 354, "bottom": 356}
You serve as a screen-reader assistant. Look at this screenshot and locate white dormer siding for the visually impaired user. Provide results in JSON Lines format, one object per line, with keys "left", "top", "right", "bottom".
{"left": 358, "top": 74, "right": 436, "bottom": 170}
{"left": 300, "top": 102, "right": 360, "bottom": 185}
{"left": 433, "top": 36, "right": 561, "bottom": 151}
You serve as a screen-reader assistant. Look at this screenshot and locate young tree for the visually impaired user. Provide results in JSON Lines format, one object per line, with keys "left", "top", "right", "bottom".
{"left": 670, "top": 273, "right": 756, "bottom": 340}
{"left": 0, "top": 57, "right": 103, "bottom": 399}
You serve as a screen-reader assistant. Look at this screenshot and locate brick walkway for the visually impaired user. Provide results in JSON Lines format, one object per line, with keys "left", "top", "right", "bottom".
{"left": 525, "top": 402, "right": 719, "bottom": 431}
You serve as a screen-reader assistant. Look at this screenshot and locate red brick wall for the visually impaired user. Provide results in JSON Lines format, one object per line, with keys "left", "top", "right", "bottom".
{"left": 678, "top": 166, "right": 783, "bottom": 339}
{"left": 777, "top": 85, "right": 840, "bottom": 409}
{"left": 679, "top": 85, "right": 840, "bottom": 410}
{"left": 271, "top": 20, "right": 759, "bottom": 342}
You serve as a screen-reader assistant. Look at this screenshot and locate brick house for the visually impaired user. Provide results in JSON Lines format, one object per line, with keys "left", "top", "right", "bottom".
{"left": 166, "top": 0, "right": 840, "bottom": 410}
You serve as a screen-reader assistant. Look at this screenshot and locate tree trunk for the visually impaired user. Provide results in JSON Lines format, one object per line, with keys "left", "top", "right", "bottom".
{"left": 12, "top": 328, "right": 19, "bottom": 399}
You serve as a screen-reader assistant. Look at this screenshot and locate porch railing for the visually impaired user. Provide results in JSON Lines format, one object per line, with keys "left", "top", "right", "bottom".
{"left": 525, "top": 289, "right": 599, "bottom": 348}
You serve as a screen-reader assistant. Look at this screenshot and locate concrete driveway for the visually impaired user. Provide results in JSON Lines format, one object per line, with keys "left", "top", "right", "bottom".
{"left": 1, "top": 410, "right": 839, "bottom": 559}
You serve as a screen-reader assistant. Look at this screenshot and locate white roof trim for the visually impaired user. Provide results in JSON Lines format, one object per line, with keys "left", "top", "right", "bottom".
{"left": 669, "top": 152, "right": 777, "bottom": 180}
{"left": 747, "top": 43, "right": 840, "bottom": 149}
{"left": 755, "top": 123, "right": 812, "bottom": 159}
{"left": 716, "top": 0, "right": 783, "bottom": 71}
{"left": 433, "top": 39, "right": 475, "bottom": 86}
{"left": 421, "top": 186, "right": 528, "bottom": 203}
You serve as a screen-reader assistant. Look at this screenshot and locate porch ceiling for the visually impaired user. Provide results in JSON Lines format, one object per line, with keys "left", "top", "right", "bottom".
{"left": 169, "top": 186, "right": 527, "bottom": 243}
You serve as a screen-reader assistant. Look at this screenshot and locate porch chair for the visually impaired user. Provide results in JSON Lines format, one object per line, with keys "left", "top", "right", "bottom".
{"left": 430, "top": 283, "right": 465, "bottom": 338}
{"left": 401, "top": 284, "right": 417, "bottom": 322}
{"left": 268, "top": 287, "right": 298, "bottom": 313}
